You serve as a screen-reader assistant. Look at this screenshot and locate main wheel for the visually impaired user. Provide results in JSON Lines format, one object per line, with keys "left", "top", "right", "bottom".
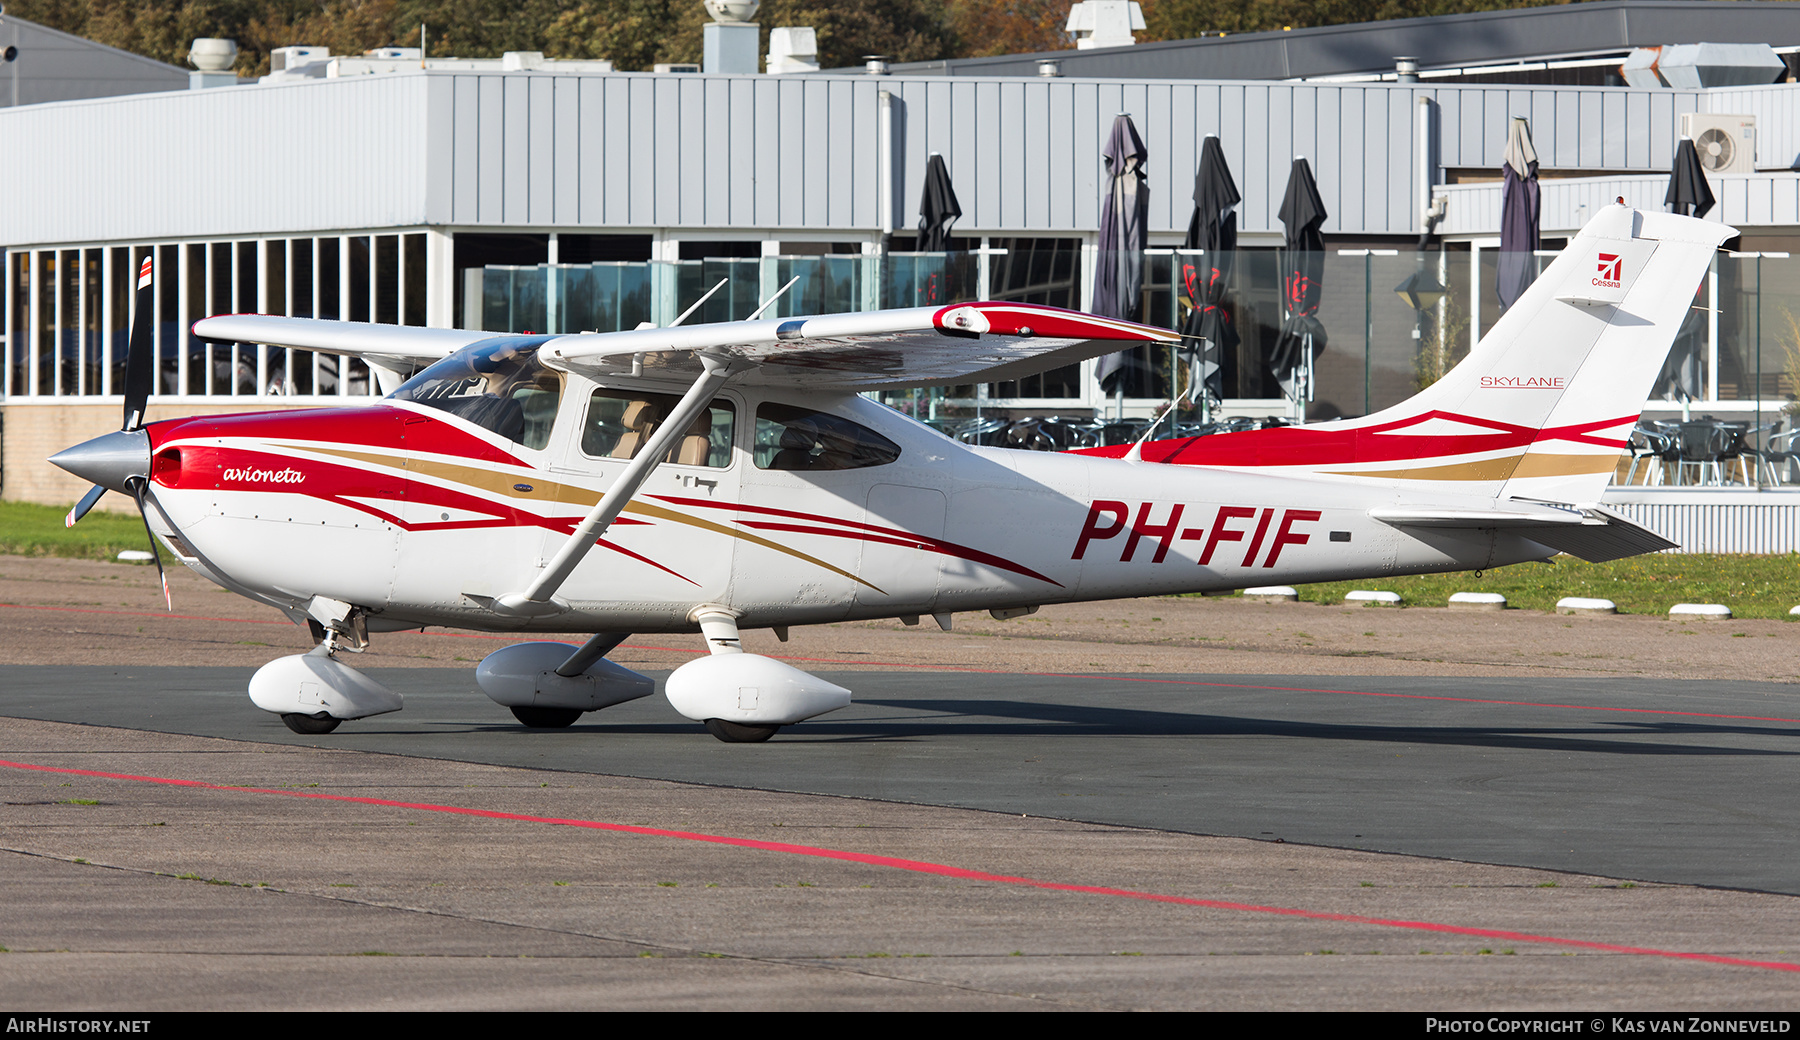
{"left": 281, "top": 712, "right": 341, "bottom": 735}
{"left": 704, "top": 718, "right": 782, "bottom": 743}
{"left": 510, "top": 706, "right": 582, "bottom": 728}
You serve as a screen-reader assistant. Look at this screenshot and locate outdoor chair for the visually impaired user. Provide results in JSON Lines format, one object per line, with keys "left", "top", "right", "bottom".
{"left": 1623, "top": 421, "right": 1675, "bottom": 485}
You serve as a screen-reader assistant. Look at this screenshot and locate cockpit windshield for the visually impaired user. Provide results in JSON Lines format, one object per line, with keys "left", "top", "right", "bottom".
{"left": 390, "top": 341, "right": 563, "bottom": 449}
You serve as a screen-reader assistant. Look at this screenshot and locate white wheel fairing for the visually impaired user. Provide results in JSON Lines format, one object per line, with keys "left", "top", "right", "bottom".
{"left": 248, "top": 650, "right": 403, "bottom": 720}
{"left": 475, "top": 642, "right": 655, "bottom": 710}
{"left": 665, "top": 653, "right": 851, "bottom": 725}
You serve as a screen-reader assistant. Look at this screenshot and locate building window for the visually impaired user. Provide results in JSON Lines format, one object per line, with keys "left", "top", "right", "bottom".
{"left": 987, "top": 237, "right": 1083, "bottom": 400}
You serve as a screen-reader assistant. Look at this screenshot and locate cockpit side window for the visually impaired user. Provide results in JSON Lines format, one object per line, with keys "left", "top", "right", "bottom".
{"left": 390, "top": 342, "right": 562, "bottom": 450}
{"left": 581, "top": 389, "right": 735, "bottom": 468}
{"left": 754, "top": 403, "right": 901, "bottom": 471}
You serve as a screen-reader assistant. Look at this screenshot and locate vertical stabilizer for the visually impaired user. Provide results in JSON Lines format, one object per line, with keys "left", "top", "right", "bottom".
{"left": 1097, "top": 205, "right": 1733, "bottom": 504}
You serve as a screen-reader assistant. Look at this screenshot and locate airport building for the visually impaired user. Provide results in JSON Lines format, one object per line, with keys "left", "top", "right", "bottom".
{"left": 4, "top": 0, "right": 1800, "bottom": 548}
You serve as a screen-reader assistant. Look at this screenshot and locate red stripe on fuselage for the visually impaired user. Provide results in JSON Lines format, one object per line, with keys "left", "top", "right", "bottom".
{"left": 151, "top": 442, "right": 694, "bottom": 585}
{"left": 146, "top": 405, "right": 529, "bottom": 467}
{"left": 655, "top": 494, "right": 1064, "bottom": 588}
{"left": 1071, "top": 410, "right": 1633, "bottom": 467}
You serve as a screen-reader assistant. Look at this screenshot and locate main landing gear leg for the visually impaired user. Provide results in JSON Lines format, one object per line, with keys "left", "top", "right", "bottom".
{"left": 665, "top": 606, "right": 852, "bottom": 743}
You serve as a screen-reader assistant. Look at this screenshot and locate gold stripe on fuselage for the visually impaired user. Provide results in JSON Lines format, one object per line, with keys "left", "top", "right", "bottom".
{"left": 284, "top": 443, "right": 881, "bottom": 592}
{"left": 1319, "top": 452, "right": 1618, "bottom": 482}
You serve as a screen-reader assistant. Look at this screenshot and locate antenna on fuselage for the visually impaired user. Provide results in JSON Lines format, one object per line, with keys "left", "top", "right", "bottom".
{"left": 637, "top": 278, "right": 729, "bottom": 331}
{"left": 745, "top": 276, "right": 800, "bottom": 321}
{"left": 1123, "top": 385, "right": 1191, "bottom": 463}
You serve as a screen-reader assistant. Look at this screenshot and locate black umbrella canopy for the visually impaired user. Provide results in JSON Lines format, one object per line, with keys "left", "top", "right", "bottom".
{"left": 917, "top": 153, "right": 962, "bottom": 252}
{"left": 1666, "top": 138, "right": 1716, "bottom": 220}
{"left": 1091, "top": 114, "right": 1149, "bottom": 320}
{"left": 1179, "top": 135, "right": 1240, "bottom": 403}
{"left": 1268, "top": 157, "right": 1329, "bottom": 404}
{"left": 1092, "top": 114, "right": 1151, "bottom": 395}
{"left": 1655, "top": 282, "right": 1707, "bottom": 403}
{"left": 1496, "top": 117, "right": 1541, "bottom": 312}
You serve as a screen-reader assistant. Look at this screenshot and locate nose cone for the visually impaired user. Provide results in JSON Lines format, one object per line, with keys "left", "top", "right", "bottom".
{"left": 49, "top": 428, "right": 150, "bottom": 494}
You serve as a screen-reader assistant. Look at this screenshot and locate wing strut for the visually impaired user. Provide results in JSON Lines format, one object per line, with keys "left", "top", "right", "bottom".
{"left": 493, "top": 351, "right": 754, "bottom": 616}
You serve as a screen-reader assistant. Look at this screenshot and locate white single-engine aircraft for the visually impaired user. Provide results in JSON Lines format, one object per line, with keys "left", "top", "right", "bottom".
{"left": 51, "top": 205, "right": 1728, "bottom": 741}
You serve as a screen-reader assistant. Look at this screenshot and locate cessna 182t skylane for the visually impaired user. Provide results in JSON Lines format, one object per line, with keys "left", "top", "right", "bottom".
{"left": 51, "top": 205, "right": 1728, "bottom": 741}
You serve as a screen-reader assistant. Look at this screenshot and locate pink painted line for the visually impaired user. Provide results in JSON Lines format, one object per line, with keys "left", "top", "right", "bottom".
{"left": 3, "top": 755, "right": 1794, "bottom": 974}
{"left": 7, "top": 602, "right": 1798, "bottom": 725}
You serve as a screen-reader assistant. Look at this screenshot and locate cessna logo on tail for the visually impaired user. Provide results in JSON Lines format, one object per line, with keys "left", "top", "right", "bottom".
{"left": 1594, "top": 252, "right": 1623, "bottom": 288}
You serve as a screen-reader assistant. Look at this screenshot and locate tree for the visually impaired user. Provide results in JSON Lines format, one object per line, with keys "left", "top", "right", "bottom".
{"left": 1138, "top": 0, "right": 1573, "bottom": 40}
{"left": 756, "top": 0, "right": 954, "bottom": 69}
{"left": 944, "top": 0, "right": 1070, "bottom": 58}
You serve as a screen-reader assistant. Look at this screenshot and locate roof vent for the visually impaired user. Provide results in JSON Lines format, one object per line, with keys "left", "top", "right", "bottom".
{"left": 1067, "top": 1, "right": 1145, "bottom": 50}
{"left": 767, "top": 27, "right": 818, "bottom": 74}
{"left": 703, "top": 0, "right": 760, "bottom": 22}
{"left": 188, "top": 38, "right": 239, "bottom": 88}
{"left": 265, "top": 45, "right": 330, "bottom": 82}
{"left": 1626, "top": 42, "right": 1786, "bottom": 89}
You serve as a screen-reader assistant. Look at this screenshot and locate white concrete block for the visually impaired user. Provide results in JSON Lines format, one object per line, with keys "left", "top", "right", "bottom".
{"left": 1556, "top": 597, "right": 1617, "bottom": 615}
{"left": 1669, "top": 603, "right": 1732, "bottom": 620}
{"left": 1448, "top": 592, "right": 1507, "bottom": 610}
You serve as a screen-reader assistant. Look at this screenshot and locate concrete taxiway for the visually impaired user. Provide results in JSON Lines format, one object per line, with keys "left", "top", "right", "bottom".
{"left": 4, "top": 557, "right": 1800, "bottom": 1009}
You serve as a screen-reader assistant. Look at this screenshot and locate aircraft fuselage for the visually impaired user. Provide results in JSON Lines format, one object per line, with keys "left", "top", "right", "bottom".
{"left": 140, "top": 380, "right": 1550, "bottom": 636}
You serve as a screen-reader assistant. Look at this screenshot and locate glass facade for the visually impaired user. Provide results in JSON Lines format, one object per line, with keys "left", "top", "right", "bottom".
{"left": 7, "top": 228, "right": 1800, "bottom": 485}
{"left": 3, "top": 233, "right": 429, "bottom": 400}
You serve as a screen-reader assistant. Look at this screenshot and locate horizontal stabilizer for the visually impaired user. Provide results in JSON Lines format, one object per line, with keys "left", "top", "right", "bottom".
{"left": 1371, "top": 503, "right": 1676, "bottom": 563}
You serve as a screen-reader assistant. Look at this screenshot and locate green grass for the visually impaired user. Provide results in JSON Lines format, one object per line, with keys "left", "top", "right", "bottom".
{"left": 5, "top": 499, "right": 1797, "bottom": 617}
{"left": 1290, "top": 554, "right": 1800, "bottom": 620}
{"left": 0, "top": 500, "right": 166, "bottom": 562}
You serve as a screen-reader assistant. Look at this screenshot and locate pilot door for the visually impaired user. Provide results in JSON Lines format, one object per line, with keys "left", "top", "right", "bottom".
{"left": 544, "top": 382, "right": 742, "bottom": 613}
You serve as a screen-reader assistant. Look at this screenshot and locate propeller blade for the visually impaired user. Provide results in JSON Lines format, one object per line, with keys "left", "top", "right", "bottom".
{"left": 122, "top": 254, "right": 156, "bottom": 431}
{"left": 127, "top": 476, "right": 171, "bottom": 611}
{"left": 64, "top": 484, "right": 107, "bottom": 528}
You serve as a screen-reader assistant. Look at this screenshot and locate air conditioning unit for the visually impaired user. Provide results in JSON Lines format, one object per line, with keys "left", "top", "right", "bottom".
{"left": 1680, "top": 113, "right": 1756, "bottom": 174}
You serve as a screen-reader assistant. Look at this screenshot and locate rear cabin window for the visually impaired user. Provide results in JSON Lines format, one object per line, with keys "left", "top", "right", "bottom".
{"left": 581, "top": 389, "right": 735, "bottom": 468}
{"left": 754, "top": 403, "right": 901, "bottom": 471}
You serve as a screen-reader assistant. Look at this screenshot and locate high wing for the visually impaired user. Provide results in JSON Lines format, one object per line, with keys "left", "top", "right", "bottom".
{"left": 195, "top": 303, "right": 1180, "bottom": 391}
{"left": 193, "top": 315, "right": 493, "bottom": 371}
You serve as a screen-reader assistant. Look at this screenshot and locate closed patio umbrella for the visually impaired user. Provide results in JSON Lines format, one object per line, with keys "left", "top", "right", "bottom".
{"left": 1093, "top": 114, "right": 1151, "bottom": 396}
{"left": 1268, "top": 157, "right": 1329, "bottom": 415}
{"left": 1496, "top": 117, "right": 1540, "bottom": 312}
{"left": 1659, "top": 140, "right": 1715, "bottom": 412}
{"left": 1666, "top": 138, "right": 1716, "bottom": 219}
{"left": 917, "top": 153, "right": 962, "bottom": 252}
{"left": 1179, "top": 135, "right": 1239, "bottom": 405}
